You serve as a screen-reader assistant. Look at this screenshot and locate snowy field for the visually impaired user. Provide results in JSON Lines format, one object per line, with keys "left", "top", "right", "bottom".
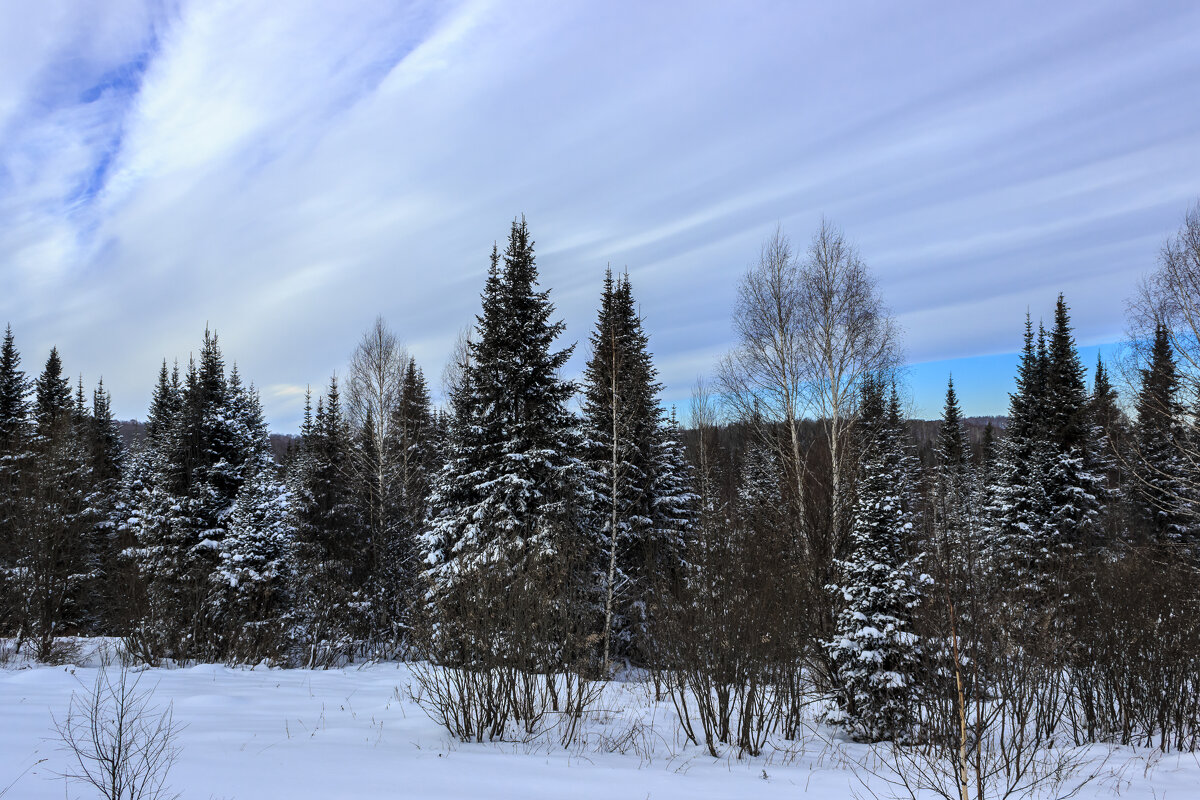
{"left": 1, "top": 642, "right": 1197, "bottom": 800}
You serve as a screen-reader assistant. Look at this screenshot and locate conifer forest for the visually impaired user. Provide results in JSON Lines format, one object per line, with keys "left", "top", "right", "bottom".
{"left": 4, "top": 207, "right": 1200, "bottom": 799}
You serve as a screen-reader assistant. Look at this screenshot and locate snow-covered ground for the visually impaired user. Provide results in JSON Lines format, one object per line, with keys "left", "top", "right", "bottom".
{"left": 1, "top": 642, "right": 1196, "bottom": 799}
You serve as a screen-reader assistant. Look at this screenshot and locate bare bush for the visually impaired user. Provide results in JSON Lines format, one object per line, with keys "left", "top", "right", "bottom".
{"left": 41, "top": 637, "right": 85, "bottom": 666}
{"left": 654, "top": 396, "right": 812, "bottom": 758}
{"left": 410, "top": 531, "right": 601, "bottom": 746}
{"left": 872, "top": 590, "right": 1099, "bottom": 800}
{"left": 1066, "top": 547, "right": 1200, "bottom": 752}
{"left": 92, "top": 639, "right": 134, "bottom": 669}
{"left": 53, "top": 666, "right": 182, "bottom": 800}
{"left": 408, "top": 661, "right": 514, "bottom": 742}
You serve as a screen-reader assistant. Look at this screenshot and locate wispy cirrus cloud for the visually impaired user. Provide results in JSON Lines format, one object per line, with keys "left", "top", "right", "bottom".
{"left": 2, "top": 0, "right": 1199, "bottom": 427}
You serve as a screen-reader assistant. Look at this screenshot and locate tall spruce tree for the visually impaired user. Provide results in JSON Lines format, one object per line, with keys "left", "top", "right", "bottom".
{"left": 370, "top": 356, "right": 437, "bottom": 648}
{"left": 934, "top": 377, "right": 970, "bottom": 485}
{"left": 216, "top": 460, "right": 293, "bottom": 664}
{"left": 1088, "top": 356, "right": 1125, "bottom": 548}
{"left": 932, "top": 376, "right": 974, "bottom": 557}
{"left": 828, "top": 380, "right": 923, "bottom": 742}
{"left": 0, "top": 325, "right": 29, "bottom": 454}
{"left": 130, "top": 331, "right": 266, "bottom": 662}
{"left": 0, "top": 325, "right": 31, "bottom": 635}
{"left": 116, "top": 362, "right": 181, "bottom": 644}
{"left": 206, "top": 364, "right": 293, "bottom": 662}
{"left": 423, "top": 217, "right": 595, "bottom": 670}
{"left": 1134, "top": 323, "right": 1190, "bottom": 543}
{"left": 990, "top": 315, "right": 1052, "bottom": 582}
{"left": 581, "top": 270, "right": 691, "bottom": 668}
{"left": 646, "top": 407, "right": 696, "bottom": 635}
{"left": 1042, "top": 295, "right": 1103, "bottom": 552}
{"left": 289, "top": 378, "right": 364, "bottom": 667}
{"left": 978, "top": 422, "right": 996, "bottom": 497}
{"left": 16, "top": 348, "right": 93, "bottom": 658}
{"left": 80, "top": 380, "right": 126, "bottom": 633}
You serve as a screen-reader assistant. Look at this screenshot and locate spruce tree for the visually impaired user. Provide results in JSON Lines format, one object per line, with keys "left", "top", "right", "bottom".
{"left": 423, "top": 217, "right": 594, "bottom": 671}
{"left": 370, "top": 356, "right": 437, "bottom": 647}
{"left": 647, "top": 408, "right": 696, "bottom": 621}
{"left": 828, "top": 380, "right": 923, "bottom": 742}
{"left": 1042, "top": 295, "right": 1103, "bottom": 551}
{"left": 81, "top": 380, "right": 126, "bottom": 633}
{"left": 934, "top": 377, "right": 970, "bottom": 486}
{"left": 581, "top": 270, "right": 690, "bottom": 667}
{"left": 145, "top": 360, "right": 181, "bottom": 443}
{"left": 0, "top": 324, "right": 31, "bottom": 635}
{"left": 991, "top": 315, "right": 1052, "bottom": 583}
{"left": 289, "top": 378, "right": 364, "bottom": 667}
{"left": 1134, "top": 323, "right": 1189, "bottom": 543}
{"left": 17, "top": 348, "right": 93, "bottom": 658}
{"left": 116, "top": 364, "right": 180, "bottom": 644}
{"left": 979, "top": 422, "right": 996, "bottom": 490}
{"left": 1088, "top": 357, "right": 1125, "bottom": 549}
{"left": 932, "top": 376, "right": 974, "bottom": 558}
{"left": 216, "top": 461, "right": 293, "bottom": 664}
{"left": 0, "top": 325, "right": 29, "bottom": 454}
{"left": 131, "top": 331, "right": 267, "bottom": 661}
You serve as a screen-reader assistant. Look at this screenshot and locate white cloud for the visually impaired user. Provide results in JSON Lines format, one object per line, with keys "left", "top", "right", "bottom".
{"left": 2, "top": 0, "right": 1199, "bottom": 427}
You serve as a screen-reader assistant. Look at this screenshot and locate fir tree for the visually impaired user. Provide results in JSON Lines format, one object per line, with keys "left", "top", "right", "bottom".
{"left": 1134, "top": 323, "right": 1190, "bottom": 542}
{"left": 289, "top": 377, "right": 364, "bottom": 667}
{"left": 423, "top": 217, "right": 594, "bottom": 670}
{"left": 828, "top": 380, "right": 923, "bottom": 742}
{"left": 1042, "top": 295, "right": 1103, "bottom": 551}
{"left": 581, "top": 269, "right": 690, "bottom": 667}
{"left": 991, "top": 315, "right": 1052, "bottom": 582}
{"left": 16, "top": 348, "right": 93, "bottom": 658}
{"left": 0, "top": 325, "right": 31, "bottom": 634}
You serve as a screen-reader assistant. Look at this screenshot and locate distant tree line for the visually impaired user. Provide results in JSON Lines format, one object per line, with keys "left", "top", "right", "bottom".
{"left": 3, "top": 207, "right": 1200, "bottom": 773}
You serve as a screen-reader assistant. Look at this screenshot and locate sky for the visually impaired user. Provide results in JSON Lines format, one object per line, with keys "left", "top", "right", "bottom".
{"left": 1, "top": 0, "right": 1199, "bottom": 431}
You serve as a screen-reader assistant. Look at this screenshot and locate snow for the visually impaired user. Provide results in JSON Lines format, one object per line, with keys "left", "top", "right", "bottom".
{"left": 1, "top": 642, "right": 1196, "bottom": 799}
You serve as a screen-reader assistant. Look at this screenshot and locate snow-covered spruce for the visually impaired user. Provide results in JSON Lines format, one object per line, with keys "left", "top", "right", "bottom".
{"left": 580, "top": 269, "right": 694, "bottom": 669}
{"left": 421, "top": 217, "right": 596, "bottom": 671}
{"left": 827, "top": 380, "right": 923, "bottom": 742}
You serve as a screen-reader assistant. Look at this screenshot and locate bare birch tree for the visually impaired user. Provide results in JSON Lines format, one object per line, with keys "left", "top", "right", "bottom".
{"left": 345, "top": 316, "right": 409, "bottom": 642}
{"left": 796, "top": 220, "right": 900, "bottom": 560}
{"left": 601, "top": 320, "right": 624, "bottom": 673}
{"left": 347, "top": 316, "right": 408, "bottom": 486}
{"left": 718, "top": 220, "right": 900, "bottom": 562}
{"left": 441, "top": 326, "right": 473, "bottom": 404}
{"left": 718, "top": 228, "right": 810, "bottom": 536}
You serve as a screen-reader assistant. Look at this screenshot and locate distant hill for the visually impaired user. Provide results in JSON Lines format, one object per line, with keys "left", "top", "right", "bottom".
{"left": 908, "top": 416, "right": 1005, "bottom": 447}
{"left": 115, "top": 415, "right": 1007, "bottom": 469}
